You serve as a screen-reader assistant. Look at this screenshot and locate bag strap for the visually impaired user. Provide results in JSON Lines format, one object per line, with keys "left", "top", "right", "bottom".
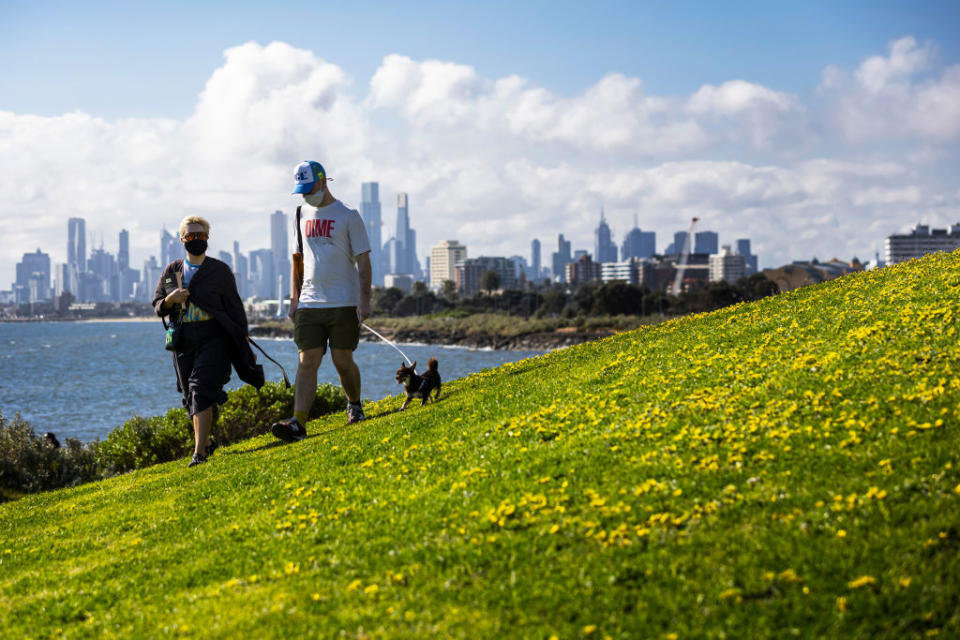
{"left": 295, "top": 205, "right": 303, "bottom": 254}
{"left": 248, "top": 337, "right": 291, "bottom": 388}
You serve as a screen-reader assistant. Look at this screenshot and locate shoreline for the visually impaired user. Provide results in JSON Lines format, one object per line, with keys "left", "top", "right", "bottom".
{"left": 249, "top": 324, "right": 616, "bottom": 351}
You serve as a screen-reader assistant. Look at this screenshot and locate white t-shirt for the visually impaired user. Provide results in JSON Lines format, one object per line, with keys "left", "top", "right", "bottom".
{"left": 296, "top": 200, "right": 371, "bottom": 308}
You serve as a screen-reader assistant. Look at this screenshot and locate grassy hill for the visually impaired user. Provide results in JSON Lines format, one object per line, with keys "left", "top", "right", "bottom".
{"left": 2, "top": 251, "right": 959, "bottom": 639}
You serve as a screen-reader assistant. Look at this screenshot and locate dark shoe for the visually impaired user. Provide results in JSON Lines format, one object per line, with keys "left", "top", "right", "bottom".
{"left": 205, "top": 436, "right": 219, "bottom": 457}
{"left": 188, "top": 453, "right": 207, "bottom": 467}
{"left": 347, "top": 403, "right": 365, "bottom": 425}
{"left": 271, "top": 417, "right": 307, "bottom": 442}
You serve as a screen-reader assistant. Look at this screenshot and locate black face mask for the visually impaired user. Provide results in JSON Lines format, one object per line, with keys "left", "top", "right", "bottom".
{"left": 184, "top": 239, "right": 208, "bottom": 256}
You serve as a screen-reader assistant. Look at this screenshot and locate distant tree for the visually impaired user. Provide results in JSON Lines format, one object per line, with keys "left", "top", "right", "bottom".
{"left": 481, "top": 270, "right": 501, "bottom": 294}
{"left": 412, "top": 281, "right": 428, "bottom": 295}
{"left": 538, "top": 287, "right": 567, "bottom": 317}
{"left": 441, "top": 280, "right": 458, "bottom": 301}
{"left": 57, "top": 291, "right": 75, "bottom": 315}
{"left": 372, "top": 287, "right": 405, "bottom": 316}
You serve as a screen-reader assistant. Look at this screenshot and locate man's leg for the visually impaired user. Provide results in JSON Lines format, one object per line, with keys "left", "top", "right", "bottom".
{"left": 193, "top": 407, "right": 213, "bottom": 456}
{"left": 295, "top": 347, "right": 325, "bottom": 420}
{"left": 330, "top": 348, "right": 361, "bottom": 403}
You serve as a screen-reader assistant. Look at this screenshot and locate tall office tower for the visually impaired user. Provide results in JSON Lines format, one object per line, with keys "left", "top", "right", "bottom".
{"left": 361, "top": 182, "right": 383, "bottom": 286}
{"left": 142, "top": 256, "right": 161, "bottom": 302}
{"left": 710, "top": 245, "right": 746, "bottom": 283}
{"left": 394, "top": 193, "right": 411, "bottom": 274}
{"left": 531, "top": 238, "right": 541, "bottom": 281}
{"left": 14, "top": 249, "right": 52, "bottom": 303}
{"left": 430, "top": 240, "right": 467, "bottom": 291}
{"left": 408, "top": 227, "right": 422, "bottom": 279}
{"left": 594, "top": 209, "right": 618, "bottom": 263}
{"left": 218, "top": 251, "right": 233, "bottom": 269}
{"left": 270, "top": 210, "right": 290, "bottom": 303}
{"left": 233, "top": 241, "right": 249, "bottom": 299}
{"left": 87, "top": 247, "right": 118, "bottom": 301}
{"left": 621, "top": 215, "right": 656, "bottom": 260}
{"left": 249, "top": 249, "right": 275, "bottom": 299}
{"left": 118, "top": 229, "right": 130, "bottom": 271}
{"left": 735, "top": 238, "right": 758, "bottom": 275}
{"left": 67, "top": 217, "right": 86, "bottom": 294}
{"left": 667, "top": 231, "right": 690, "bottom": 255}
{"left": 551, "top": 234, "right": 572, "bottom": 281}
{"left": 161, "top": 228, "right": 181, "bottom": 266}
{"left": 382, "top": 238, "right": 395, "bottom": 275}
{"left": 695, "top": 231, "right": 719, "bottom": 255}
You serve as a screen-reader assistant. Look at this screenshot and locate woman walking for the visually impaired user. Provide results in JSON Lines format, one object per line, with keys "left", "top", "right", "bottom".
{"left": 153, "top": 215, "right": 264, "bottom": 467}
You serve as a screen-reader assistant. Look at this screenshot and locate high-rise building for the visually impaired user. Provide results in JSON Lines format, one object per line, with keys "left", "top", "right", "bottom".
{"left": 735, "top": 238, "right": 758, "bottom": 275}
{"left": 161, "top": 228, "right": 181, "bottom": 267}
{"left": 361, "top": 182, "right": 384, "bottom": 286}
{"left": 709, "top": 245, "right": 746, "bottom": 283}
{"left": 394, "top": 193, "right": 411, "bottom": 275}
{"left": 565, "top": 254, "right": 602, "bottom": 287}
{"left": 621, "top": 217, "right": 656, "bottom": 260}
{"left": 233, "top": 241, "right": 248, "bottom": 298}
{"left": 218, "top": 251, "right": 233, "bottom": 269}
{"left": 271, "top": 210, "right": 290, "bottom": 302}
{"left": 666, "top": 231, "right": 692, "bottom": 256}
{"left": 885, "top": 223, "right": 960, "bottom": 264}
{"left": 249, "top": 249, "right": 275, "bottom": 299}
{"left": 430, "top": 240, "right": 467, "bottom": 291}
{"left": 382, "top": 237, "right": 395, "bottom": 275}
{"left": 141, "top": 256, "right": 162, "bottom": 302}
{"left": 530, "top": 238, "right": 541, "bottom": 282}
{"left": 118, "top": 229, "right": 130, "bottom": 271}
{"left": 695, "top": 231, "right": 719, "bottom": 255}
{"left": 86, "top": 247, "right": 117, "bottom": 301}
{"left": 14, "top": 249, "right": 52, "bottom": 303}
{"left": 551, "top": 234, "right": 572, "bottom": 282}
{"left": 67, "top": 217, "right": 86, "bottom": 294}
{"left": 594, "top": 209, "right": 618, "bottom": 263}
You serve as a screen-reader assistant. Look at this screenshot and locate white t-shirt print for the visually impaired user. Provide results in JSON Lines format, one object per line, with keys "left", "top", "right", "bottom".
{"left": 296, "top": 200, "right": 371, "bottom": 309}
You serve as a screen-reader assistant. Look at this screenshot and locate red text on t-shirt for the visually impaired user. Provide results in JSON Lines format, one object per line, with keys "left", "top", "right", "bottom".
{"left": 305, "top": 219, "right": 335, "bottom": 238}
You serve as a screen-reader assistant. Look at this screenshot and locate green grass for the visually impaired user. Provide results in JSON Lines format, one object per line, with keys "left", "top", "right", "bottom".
{"left": 2, "top": 251, "right": 959, "bottom": 639}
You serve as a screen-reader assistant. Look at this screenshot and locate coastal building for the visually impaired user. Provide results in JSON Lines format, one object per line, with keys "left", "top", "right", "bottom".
{"left": 430, "top": 240, "right": 467, "bottom": 291}
{"left": 600, "top": 258, "right": 644, "bottom": 286}
{"left": 885, "top": 223, "right": 960, "bottom": 264}
{"left": 709, "top": 245, "right": 746, "bottom": 283}
{"left": 565, "top": 254, "right": 602, "bottom": 287}
{"left": 455, "top": 256, "right": 516, "bottom": 295}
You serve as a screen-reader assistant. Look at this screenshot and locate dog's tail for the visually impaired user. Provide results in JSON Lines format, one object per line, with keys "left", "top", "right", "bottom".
{"left": 428, "top": 357, "right": 438, "bottom": 372}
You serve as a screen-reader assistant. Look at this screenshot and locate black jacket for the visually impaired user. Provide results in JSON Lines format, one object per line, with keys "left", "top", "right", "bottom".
{"left": 153, "top": 257, "right": 265, "bottom": 389}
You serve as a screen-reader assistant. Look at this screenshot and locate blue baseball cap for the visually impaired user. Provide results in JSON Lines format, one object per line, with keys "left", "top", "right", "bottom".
{"left": 291, "top": 160, "right": 331, "bottom": 194}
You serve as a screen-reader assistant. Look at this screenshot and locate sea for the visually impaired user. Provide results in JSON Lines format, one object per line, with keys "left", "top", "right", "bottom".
{"left": 0, "top": 321, "right": 546, "bottom": 442}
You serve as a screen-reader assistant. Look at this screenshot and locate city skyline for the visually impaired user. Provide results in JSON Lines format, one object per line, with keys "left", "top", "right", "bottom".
{"left": 2, "top": 3, "right": 958, "bottom": 290}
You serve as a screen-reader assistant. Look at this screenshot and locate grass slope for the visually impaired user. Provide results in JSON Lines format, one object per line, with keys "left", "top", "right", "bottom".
{"left": 2, "top": 251, "right": 959, "bottom": 639}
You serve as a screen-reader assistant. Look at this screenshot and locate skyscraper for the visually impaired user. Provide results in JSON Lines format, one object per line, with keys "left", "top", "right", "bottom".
{"left": 15, "top": 249, "right": 51, "bottom": 303}
{"left": 531, "top": 238, "right": 541, "bottom": 281}
{"left": 551, "top": 234, "right": 572, "bottom": 282}
{"left": 270, "top": 210, "right": 290, "bottom": 302}
{"left": 621, "top": 216, "right": 656, "bottom": 260}
{"left": 695, "top": 231, "right": 719, "bottom": 255}
{"left": 161, "top": 228, "right": 180, "bottom": 266}
{"left": 735, "top": 238, "right": 758, "bottom": 275}
{"left": 233, "top": 241, "right": 249, "bottom": 299}
{"left": 118, "top": 229, "right": 130, "bottom": 271}
{"left": 67, "top": 217, "right": 86, "bottom": 294}
{"left": 594, "top": 209, "right": 618, "bottom": 263}
{"left": 361, "top": 182, "right": 383, "bottom": 286}
{"left": 394, "top": 193, "right": 411, "bottom": 274}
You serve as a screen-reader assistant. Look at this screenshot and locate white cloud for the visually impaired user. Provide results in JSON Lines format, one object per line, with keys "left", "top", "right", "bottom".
{"left": 1, "top": 38, "right": 959, "bottom": 288}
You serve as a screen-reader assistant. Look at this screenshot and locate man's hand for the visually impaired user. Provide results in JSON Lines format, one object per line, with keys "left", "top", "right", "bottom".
{"left": 288, "top": 297, "right": 299, "bottom": 320}
{"left": 165, "top": 288, "right": 189, "bottom": 307}
{"left": 356, "top": 300, "right": 370, "bottom": 326}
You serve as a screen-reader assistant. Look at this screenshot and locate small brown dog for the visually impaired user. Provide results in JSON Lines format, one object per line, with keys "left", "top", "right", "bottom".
{"left": 396, "top": 358, "right": 442, "bottom": 410}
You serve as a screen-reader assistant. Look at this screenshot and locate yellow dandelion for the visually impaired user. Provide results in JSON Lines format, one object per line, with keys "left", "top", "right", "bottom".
{"left": 583, "top": 625, "right": 597, "bottom": 635}
{"left": 836, "top": 596, "right": 847, "bottom": 612}
{"left": 346, "top": 579, "right": 363, "bottom": 592}
{"left": 837, "top": 529, "right": 847, "bottom": 538}
{"left": 364, "top": 584, "right": 379, "bottom": 595}
{"left": 848, "top": 575, "right": 876, "bottom": 589}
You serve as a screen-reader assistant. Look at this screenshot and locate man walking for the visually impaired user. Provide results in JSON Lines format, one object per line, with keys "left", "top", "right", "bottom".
{"left": 271, "top": 160, "right": 372, "bottom": 441}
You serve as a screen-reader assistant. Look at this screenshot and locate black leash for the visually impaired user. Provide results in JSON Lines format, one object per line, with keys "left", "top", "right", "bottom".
{"left": 248, "top": 337, "right": 291, "bottom": 388}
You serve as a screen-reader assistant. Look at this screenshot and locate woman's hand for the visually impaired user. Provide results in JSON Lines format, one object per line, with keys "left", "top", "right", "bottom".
{"left": 165, "top": 288, "right": 189, "bottom": 307}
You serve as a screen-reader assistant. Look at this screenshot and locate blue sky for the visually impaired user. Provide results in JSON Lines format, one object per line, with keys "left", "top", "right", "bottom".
{"left": 1, "top": 1, "right": 959, "bottom": 288}
{"left": 4, "top": 0, "right": 958, "bottom": 118}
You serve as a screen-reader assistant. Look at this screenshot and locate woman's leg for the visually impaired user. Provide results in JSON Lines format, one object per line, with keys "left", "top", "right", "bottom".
{"left": 193, "top": 406, "right": 213, "bottom": 456}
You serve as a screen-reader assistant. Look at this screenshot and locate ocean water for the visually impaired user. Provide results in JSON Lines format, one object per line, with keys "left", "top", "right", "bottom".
{"left": 0, "top": 321, "right": 545, "bottom": 442}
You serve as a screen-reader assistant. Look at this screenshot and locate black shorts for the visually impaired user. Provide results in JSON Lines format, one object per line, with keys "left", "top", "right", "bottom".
{"left": 293, "top": 307, "right": 360, "bottom": 352}
{"left": 174, "top": 321, "right": 230, "bottom": 417}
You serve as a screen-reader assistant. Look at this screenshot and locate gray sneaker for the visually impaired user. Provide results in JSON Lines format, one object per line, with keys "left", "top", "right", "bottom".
{"left": 347, "top": 403, "right": 365, "bottom": 425}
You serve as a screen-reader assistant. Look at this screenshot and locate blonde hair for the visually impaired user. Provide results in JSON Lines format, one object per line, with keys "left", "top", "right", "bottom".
{"left": 179, "top": 215, "right": 210, "bottom": 238}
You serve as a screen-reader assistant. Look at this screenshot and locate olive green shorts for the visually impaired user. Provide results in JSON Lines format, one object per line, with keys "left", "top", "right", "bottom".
{"left": 293, "top": 307, "right": 360, "bottom": 352}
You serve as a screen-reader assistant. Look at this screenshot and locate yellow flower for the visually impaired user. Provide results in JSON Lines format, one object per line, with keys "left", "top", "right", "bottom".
{"left": 836, "top": 596, "right": 847, "bottom": 612}
{"left": 346, "top": 579, "right": 363, "bottom": 592}
{"left": 583, "top": 626, "right": 597, "bottom": 635}
{"left": 848, "top": 575, "right": 876, "bottom": 589}
{"left": 837, "top": 529, "right": 847, "bottom": 538}
{"left": 364, "top": 584, "right": 379, "bottom": 595}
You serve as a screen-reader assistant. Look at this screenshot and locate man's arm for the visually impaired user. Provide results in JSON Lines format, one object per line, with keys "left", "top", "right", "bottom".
{"left": 356, "top": 251, "right": 372, "bottom": 324}
{"left": 288, "top": 253, "right": 303, "bottom": 320}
